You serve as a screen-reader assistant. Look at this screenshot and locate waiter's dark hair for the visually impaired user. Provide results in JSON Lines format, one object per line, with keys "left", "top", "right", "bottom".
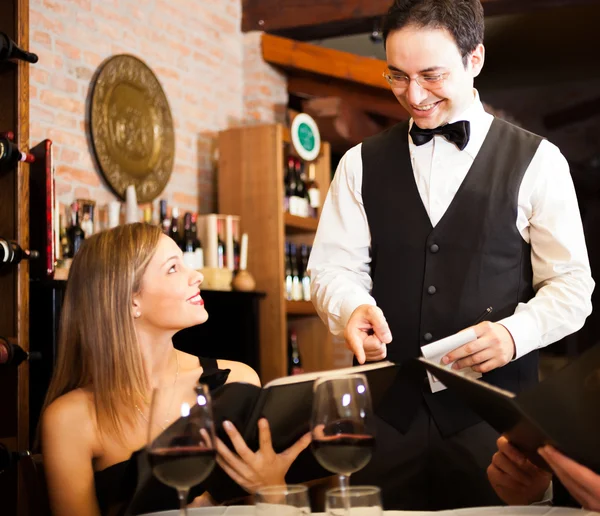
{"left": 382, "top": 0, "right": 484, "bottom": 67}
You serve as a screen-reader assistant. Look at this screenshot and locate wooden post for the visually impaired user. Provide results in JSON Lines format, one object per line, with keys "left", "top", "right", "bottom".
{"left": 0, "top": 0, "right": 31, "bottom": 514}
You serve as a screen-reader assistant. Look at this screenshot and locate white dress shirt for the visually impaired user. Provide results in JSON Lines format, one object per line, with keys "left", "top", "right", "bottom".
{"left": 308, "top": 91, "right": 594, "bottom": 359}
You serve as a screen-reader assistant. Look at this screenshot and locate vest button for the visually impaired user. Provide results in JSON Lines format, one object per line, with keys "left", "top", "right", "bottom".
{"left": 430, "top": 244, "right": 439, "bottom": 253}
{"left": 424, "top": 332, "right": 433, "bottom": 342}
{"left": 427, "top": 285, "right": 437, "bottom": 295}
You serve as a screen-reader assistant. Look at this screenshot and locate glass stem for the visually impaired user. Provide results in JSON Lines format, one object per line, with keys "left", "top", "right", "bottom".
{"left": 339, "top": 474, "right": 349, "bottom": 491}
{"left": 178, "top": 488, "right": 189, "bottom": 516}
{"left": 339, "top": 474, "right": 350, "bottom": 515}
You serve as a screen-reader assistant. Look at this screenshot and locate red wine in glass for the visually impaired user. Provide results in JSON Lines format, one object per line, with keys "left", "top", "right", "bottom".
{"left": 311, "top": 374, "right": 375, "bottom": 492}
{"left": 147, "top": 379, "right": 216, "bottom": 516}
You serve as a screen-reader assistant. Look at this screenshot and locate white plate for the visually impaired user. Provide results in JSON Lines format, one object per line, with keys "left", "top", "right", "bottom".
{"left": 141, "top": 507, "right": 254, "bottom": 516}
{"left": 384, "top": 508, "right": 594, "bottom": 516}
{"left": 142, "top": 506, "right": 593, "bottom": 516}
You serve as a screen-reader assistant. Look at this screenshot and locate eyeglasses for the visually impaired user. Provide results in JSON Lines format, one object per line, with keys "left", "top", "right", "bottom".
{"left": 382, "top": 70, "right": 450, "bottom": 91}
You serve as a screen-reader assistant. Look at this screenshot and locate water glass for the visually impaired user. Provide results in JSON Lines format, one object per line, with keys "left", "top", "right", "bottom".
{"left": 326, "top": 486, "right": 382, "bottom": 516}
{"left": 254, "top": 484, "right": 311, "bottom": 516}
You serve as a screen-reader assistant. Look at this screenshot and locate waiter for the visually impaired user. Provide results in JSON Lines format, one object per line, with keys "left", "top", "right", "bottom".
{"left": 308, "top": 0, "right": 593, "bottom": 510}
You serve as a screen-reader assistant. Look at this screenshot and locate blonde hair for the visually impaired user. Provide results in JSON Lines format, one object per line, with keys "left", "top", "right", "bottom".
{"left": 40, "top": 223, "right": 163, "bottom": 441}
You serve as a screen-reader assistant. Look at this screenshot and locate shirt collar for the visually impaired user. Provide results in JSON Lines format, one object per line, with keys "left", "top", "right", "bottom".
{"left": 408, "top": 89, "right": 493, "bottom": 159}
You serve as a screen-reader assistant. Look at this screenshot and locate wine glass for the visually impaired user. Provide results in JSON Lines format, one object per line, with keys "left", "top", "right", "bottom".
{"left": 310, "top": 374, "right": 375, "bottom": 491}
{"left": 147, "top": 378, "right": 216, "bottom": 516}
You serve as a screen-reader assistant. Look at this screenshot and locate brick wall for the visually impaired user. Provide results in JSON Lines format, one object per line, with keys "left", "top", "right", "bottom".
{"left": 29, "top": 0, "right": 286, "bottom": 214}
{"left": 243, "top": 32, "right": 288, "bottom": 124}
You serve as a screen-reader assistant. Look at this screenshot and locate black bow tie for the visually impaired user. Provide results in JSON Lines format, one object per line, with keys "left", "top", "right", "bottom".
{"left": 409, "top": 120, "right": 470, "bottom": 151}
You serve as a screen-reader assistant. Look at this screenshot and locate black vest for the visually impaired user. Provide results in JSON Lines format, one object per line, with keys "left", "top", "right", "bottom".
{"left": 362, "top": 118, "right": 542, "bottom": 436}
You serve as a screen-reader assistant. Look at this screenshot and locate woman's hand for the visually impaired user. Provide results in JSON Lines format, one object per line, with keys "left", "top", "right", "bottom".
{"left": 215, "top": 418, "right": 311, "bottom": 494}
{"left": 539, "top": 445, "right": 600, "bottom": 511}
{"left": 487, "top": 436, "right": 552, "bottom": 505}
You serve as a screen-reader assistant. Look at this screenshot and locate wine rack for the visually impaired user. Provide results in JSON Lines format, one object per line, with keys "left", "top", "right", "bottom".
{"left": 218, "top": 124, "right": 336, "bottom": 382}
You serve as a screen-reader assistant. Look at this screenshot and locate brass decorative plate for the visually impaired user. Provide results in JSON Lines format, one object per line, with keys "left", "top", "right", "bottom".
{"left": 90, "top": 54, "right": 174, "bottom": 203}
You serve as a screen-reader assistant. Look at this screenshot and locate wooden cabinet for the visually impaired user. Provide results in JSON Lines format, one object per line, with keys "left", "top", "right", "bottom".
{"left": 218, "top": 124, "right": 336, "bottom": 382}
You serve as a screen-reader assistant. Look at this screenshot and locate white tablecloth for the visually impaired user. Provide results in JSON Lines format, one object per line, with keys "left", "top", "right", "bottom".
{"left": 141, "top": 506, "right": 597, "bottom": 516}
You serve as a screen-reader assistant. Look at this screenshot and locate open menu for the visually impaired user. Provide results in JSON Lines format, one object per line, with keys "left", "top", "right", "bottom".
{"left": 126, "top": 361, "right": 402, "bottom": 513}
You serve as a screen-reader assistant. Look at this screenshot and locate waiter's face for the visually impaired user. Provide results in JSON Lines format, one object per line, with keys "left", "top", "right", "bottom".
{"left": 385, "top": 25, "right": 484, "bottom": 129}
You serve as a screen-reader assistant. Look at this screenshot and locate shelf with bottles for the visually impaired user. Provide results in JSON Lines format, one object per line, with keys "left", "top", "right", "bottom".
{"left": 158, "top": 201, "right": 206, "bottom": 271}
{"left": 287, "top": 327, "right": 304, "bottom": 375}
{"left": 284, "top": 239, "right": 312, "bottom": 305}
{"left": 284, "top": 213, "right": 319, "bottom": 233}
{"left": 286, "top": 300, "right": 316, "bottom": 316}
{"left": 217, "top": 123, "right": 333, "bottom": 382}
{"left": 283, "top": 149, "right": 323, "bottom": 222}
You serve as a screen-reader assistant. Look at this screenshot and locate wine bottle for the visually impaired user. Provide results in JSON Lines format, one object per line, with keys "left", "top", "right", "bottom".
{"left": 159, "top": 200, "right": 170, "bottom": 234}
{"left": 217, "top": 218, "right": 226, "bottom": 269}
{"left": 300, "top": 244, "right": 311, "bottom": 301}
{"left": 289, "top": 243, "right": 302, "bottom": 301}
{"left": 284, "top": 241, "right": 293, "bottom": 301}
{"left": 0, "top": 339, "right": 40, "bottom": 366}
{"left": 284, "top": 156, "right": 295, "bottom": 213}
{"left": 182, "top": 212, "right": 194, "bottom": 253}
{"left": 191, "top": 213, "right": 204, "bottom": 269}
{"left": 79, "top": 203, "right": 95, "bottom": 239}
{"left": 0, "top": 444, "right": 30, "bottom": 475}
{"left": 58, "top": 207, "right": 71, "bottom": 260}
{"left": 294, "top": 158, "right": 309, "bottom": 218}
{"left": 0, "top": 31, "right": 39, "bottom": 63}
{"left": 230, "top": 217, "right": 240, "bottom": 272}
{"left": 306, "top": 163, "right": 321, "bottom": 218}
{"left": 66, "top": 202, "right": 85, "bottom": 257}
{"left": 0, "top": 136, "right": 34, "bottom": 173}
{"left": 169, "top": 206, "right": 182, "bottom": 248}
{"left": 0, "top": 237, "right": 39, "bottom": 271}
{"left": 182, "top": 212, "right": 200, "bottom": 270}
{"left": 191, "top": 213, "right": 202, "bottom": 251}
{"left": 288, "top": 330, "right": 304, "bottom": 375}
{"left": 288, "top": 157, "right": 300, "bottom": 216}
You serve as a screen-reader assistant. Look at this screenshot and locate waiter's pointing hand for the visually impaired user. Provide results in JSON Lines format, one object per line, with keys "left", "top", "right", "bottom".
{"left": 344, "top": 304, "right": 393, "bottom": 364}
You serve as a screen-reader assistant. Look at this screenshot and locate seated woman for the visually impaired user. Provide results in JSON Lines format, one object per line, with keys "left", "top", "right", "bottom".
{"left": 40, "top": 223, "right": 311, "bottom": 516}
{"left": 487, "top": 436, "right": 600, "bottom": 511}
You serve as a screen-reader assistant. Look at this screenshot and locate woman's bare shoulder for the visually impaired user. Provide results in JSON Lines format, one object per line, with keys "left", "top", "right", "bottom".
{"left": 217, "top": 359, "right": 261, "bottom": 387}
{"left": 41, "top": 389, "right": 96, "bottom": 445}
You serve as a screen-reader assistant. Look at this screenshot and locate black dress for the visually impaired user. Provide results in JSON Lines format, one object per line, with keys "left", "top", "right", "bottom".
{"left": 94, "top": 357, "right": 230, "bottom": 516}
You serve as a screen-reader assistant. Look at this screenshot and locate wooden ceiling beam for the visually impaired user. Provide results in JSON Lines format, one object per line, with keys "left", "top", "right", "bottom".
{"left": 262, "top": 34, "right": 389, "bottom": 90}
{"left": 302, "top": 97, "right": 389, "bottom": 153}
{"left": 244, "top": 0, "right": 600, "bottom": 40}
{"left": 262, "top": 34, "right": 408, "bottom": 121}
{"left": 287, "top": 75, "right": 408, "bottom": 121}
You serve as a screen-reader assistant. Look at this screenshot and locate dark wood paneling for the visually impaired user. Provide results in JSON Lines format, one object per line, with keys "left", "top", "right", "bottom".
{"left": 243, "top": 0, "right": 600, "bottom": 40}
{"left": 242, "top": 0, "right": 389, "bottom": 39}
{"left": 0, "top": 0, "right": 30, "bottom": 514}
{"left": 544, "top": 96, "right": 600, "bottom": 130}
{"left": 17, "top": 10, "right": 31, "bottom": 516}
{"left": 0, "top": 2, "right": 18, "bottom": 343}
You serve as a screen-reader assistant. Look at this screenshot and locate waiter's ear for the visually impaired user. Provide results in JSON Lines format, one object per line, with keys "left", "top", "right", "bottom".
{"left": 469, "top": 43, "right": 485, "bottom": 78}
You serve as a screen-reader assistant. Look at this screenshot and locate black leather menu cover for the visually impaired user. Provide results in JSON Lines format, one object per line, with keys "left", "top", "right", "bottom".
{"left": 419, "top": 344, "right": 600, "bottom": 473}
